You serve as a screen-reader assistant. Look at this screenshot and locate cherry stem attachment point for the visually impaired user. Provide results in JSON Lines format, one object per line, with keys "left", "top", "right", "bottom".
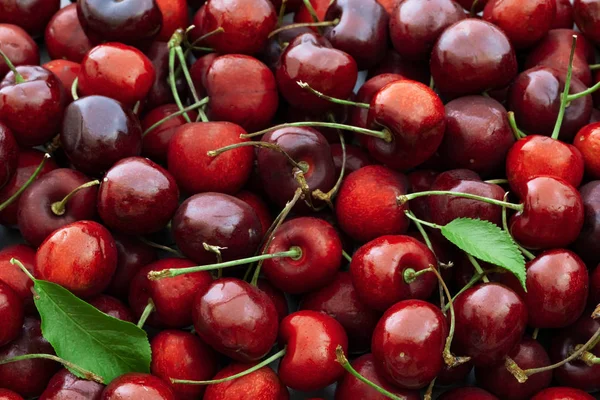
{"left": 553, "top": 35, "right": 578, "bottom": 140}
{"left": 398, "top": 191, "right": 524, "bottom": 212}
{"left": 51, "top": 180, "right": 100, "bottom": 216}
{"left": 269, "top": 19, "right": 339, "bottom": 39}
{"left": 403, "top": 211, "right": 442, "bottom": 230}
{"left": 9, "top": 258, "right": 35, "bottom": 282}
{"left": 242, "top": 122, "right": 392, "bottom": 143}
{"left": 71, "top": 77, "right": 79, "bottom": 101}
{"left": 0, "top": 48, "right": 24, "bottom": 84}
{"left": 403, "top": 267, "right": 433, "bottom": 284}
{"left": 208, "top": 141, "right": 308, "bottom": 173}
{"left": 137, "top": 299, "right": 154, "bottom": 328}
{"left": 143, "top": 98, "right": 210, "bottom": 137}
{"left": 507, "top": 112, "right": 527, "bottom": 140}
{"left": 0, "top": 153, "right": 51, "bottom": 212}
{"left": 297, "top": 81, "right": 370, "bottom": 109}
{"left": 0, "top": 353, "right": 104, "bottom": 384}
{"left": 138, "top": 237, "right": 182, "bottom": 257}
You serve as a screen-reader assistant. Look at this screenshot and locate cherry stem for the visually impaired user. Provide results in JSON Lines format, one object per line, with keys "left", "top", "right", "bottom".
{"left": 552, "top": 35, "right": 578, "bottom": 140}
{"left": 136, "top": 299, "right": 154, "bottom": 328}
{"left": 335, "top": 346, "right": 406, "bottom": 400}
{"left": 269, "top": 19, "right": 339, "bottom": 39}
{"left": 312, "top": 114, "right": 346, "bottom": 207}
{"left": 501, "top": 193, "right": 536, "bottom": 261}
{"left": 277, "top": 0, "right": 288, "bottom": 27}
{"left": 302, "top": 0, "right": 321, "bottom": 25}
{"left": 442, "top": 268, "right": 494, "bottom": 313}
{"left": 566, "top": 80, "right": 600, "bottom": 102}
{"left": 424, "top": 378, "right": 436, "bottom": 400}
{"left": 143, "top": 98, "right": 210, "bottom": 137}
{"left": 0, "top": 353, "right": 104, "bottom": 384}
{"left": 51, "top": 180, "right": 100, "bottom": 216}
{"left": 297, "top": 81, "right": 370, "bottom": 109}
{"left": 398, "top": 191, "right": 524, "bottom": 212}
{"left": 0, "top": 48, "right": 24, "bottom": 84}
{"left": 203, "top": 242, "right": 224, "bottom": 278}
{"left": 590, "top": 64, "right": 600, "bottom": 71}
{"left": 507, "top": 111, "right": 527, "bottom": 140}
{"left": 403, "top": 211, "right": 442, "bottom": 230}
{"left": 470, "top": 0, "right": 480, "bottom": 17}
{"left": 486, "top": 178, "right": 509, "bottom": 185}
{"left": 532, "top": 328, "right": 540, "bottom": 340}
{"left": 208, "top": 141, "right": 308, "bottom": 173}
{"left": 168, "top": 32, "right": 191, "bottom": 123}
{"left": 71, "top": 77, "right": 80, "bottom": 101}
{"left": 241, "top": 122, "right": 393, "bottom": 143}
{"left": 403, "top": 267, "right": 433, "bottom": 284}
{"left": 466, "top": 253, "right": 491, "bottom": 283}
{"left": 0, "top": 153, "right": 51, "bottom": 212}
{"left": 429, "top": 76, "right": 435, "bottom": 90}
{"left": 342, "top": 250, "right": 352, "bottom": 263}
{"left": 173, "top": 348, "right": 287, "bottom": 385}
{"left": 186, "top": 27, "right": 224, "bottom": 49}
{"left": 9, "top": 258, "right": 35, "bottom": 282}
{"left": 149, "top": 247, "right": 302, "bottom": 280}
{"left": 138, "top": 237, "right": 182, "bottom": 257}
{"left": 579, "top": 351, "right": 600, "bottom": 366}
{"left": 172, "top": 33, "right": 208, "bottom": 123}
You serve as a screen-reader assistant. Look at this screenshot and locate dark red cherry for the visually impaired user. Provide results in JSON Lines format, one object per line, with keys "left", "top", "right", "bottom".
{"left": 0, "top": 245, "right": 36, "bottom": 313}
{"left": 510, "top": 176, "right": 584, "bottom": 250}
{"left": 390, "top": 0, "right": 465, "bottom": 61}
{"left": 193, "top": 278, "right": 278, "bottom": 362}
{"left": 42, "top": 60, "right": 81, "bottom": 102}
{"left": 330, "top": 143, "right": 372, "bottom": 178}
{"left": 256, "top": 279, "right": 288, "bottom": 322}
{"left": 438, "top": 387, "right": 499, "bottom": 400}
{"left": 100, "top": 373, "right": 174, "bottom": 400}
{"left": 436, "top": 360, "right": 473, "bottom": 387}
{"left": 407, "top": 171, "right": 438, "bottom": 221}
{"left": 203, "top": 364, "right": 289, "bottom": 400}
{"left": 35, "top": 221, "right": 118, "bottom": 298}
{"left": 172, "top": 193, "right": 262, "bottom": 265}
{"left": 39, "top": 369, "right": 104, "bottom": 400}
{"left": 574, "top": 0, "right": 600, "bottom": 45}
{"left": 61, "top": 96, "right": 142, "bottom": 175}
{"left": 452, "top": 283, "right": 528, "bottom": 366}
{"left": 235, "top": 191, "right": 273, "bottom": 238}
{"left": 0, "top": 281, "right": 23, "bottom": 347}
{"left": 151, "top": 330, "right": 217, "bottom": 400}
{"left": 0, "top": 389, "right": 23, "bottom": 400}
{"left": 88, "top": 295, "right": 133, "bottom": 322}
{"left": 372, "top": 299, "right": 447, "bottom": 389}
{"left": 349, "top": 73, "right": 404, "bottom": 132}
{"left": 0, "top": 24, "right": 39, "bottom": 79}
{"left": 553, "top": 0, "right": 574, "bottom": 28}
{"left": 0, "top": 0, "right": 60, "bottom": 38}
{"left": 574, "top": 122, "right": 600, "bottom": 179}
{"left": 475, "top": 336, "right": 552, "bottom": 400}
{"left": 45, "top": 4, "right": 93, "bottom": 63}
{"left": 0, "top": 318, "right": 61, "bottom": 398}
{"left": 145, "top": 41, "right": 175, "bottom": 110}
{"left": 573, "top": 181, "right": 600, "bottom": 265}
{"left": 368, "top": 49, "right": 430, "bottom": 84}
{"left": 439, "top": 96, "right": 514, "bottom": 177}
{"left": 141, "top": 104, "right": 196, "bottom": 164}
{"left": 0, "top": 122, "right": 18, "bottom": 189}
{"left": 532, "top": 387, "right": 594, "bottom": 400}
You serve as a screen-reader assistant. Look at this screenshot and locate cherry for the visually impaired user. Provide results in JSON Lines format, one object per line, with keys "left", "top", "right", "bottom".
{"left": 61, "top": 96, "right": 143, "bottom": 176}
{"left": 0, "top": 0, "right": 60, "bottom": 38}
{"left": 77, "top": 0, "right": 163, "bottom": 48}
{"left": 0, "top": 244, "right": 36, "bottom": 312}
{"left": 330, "top": 143, "right": 372, "bottom": 177}
{"left": 532, "top": 387, "right": 595, "bottom": 400}
{"left": 44, "top": 4, "right": 93, "bottom": 63}
{"left": 203, "top": 364, "right": 289, "bottom": 400}
{"left": 0, "top": 389, "right": 22, "bottom": 400}
{"left": 0, "top": 122, "right": 18, "bottom": 189}
{"left": 438, "top": 387, "right": 499, "bottom": 400}
{"left": 276, "top": 32, "right": 358, "bottom": 113}
{"left": 574, "top": 122, "right": 600, "bottom": 179}
{"left": 256, "top": 279, "right": 288, "bottom": 322}
{"left": 294, "top": 0, "right": 330, "bottom": 24}
{"left": 189, "top": 53, "right": 218, "bottom": 96}
{"left": 439, "top": 96, "right": 514, "bottom": 177}
{"left": 87, "top": 295, "right": 133, "bottom": 322}
{"left": 100, "top": 373, "right": 175, "bottom": 400}
{"left": 35, "top": 220, "right": 118, "bottom": 298}
{"left": 145, "top": 41, "right": 176, "bottom": 110}
{"left": 323, "top": 0, "right": 389, "bottom": 70}
{"left": 39, "top": 369, "right": 104, "bottom": 400}
{"left": 42, "top": 60, "right": 81, "bottom": 101}
{"left": 17, "top": 168, "right": 98, "bottom": 247}
{"left": 168, "top": 122, "right": 254, "bottom": 195}
{"left": 475, "top": 336, "right": 552, "bottom": 400}
{"left": 452, "top": 283, "right": 528, "bottom": 366}
{"left": 406, "top": 171, "right": 438, "bottom": 221}
{"left": 278, "top": 310, "right": 348, "bottom": 391}
{"left": 553, "top": 0, "right": 574, "bottom": 28}
{"left": 0, "top": 65, "right": 67, "bottom": 147}
{"left": 573, "top": 0, "right": 600, "bottom": 45}
{"left": 129, "top": 258, "right": 212, "bottom": 328}
{"left": 141, "top": 104, "right": 196, "bottom": 164}
{"left": 0, "top": 318, "right": 61, "bottom": 398}
{"left": 589, "top": 265, "right": 600, "bottom": 307}
{"left": 191, "top": 0, "right": 277, "bottom": 55}
{"left": 349, "top": 73, "right": 404, "bottom": 132}
{"left": 150, "top": 330, "right": 217, "bottom": 400}
{"left": 235, "top": 191, "right": 273, "bottom": 238}
{"left": 573, "top": 181, "right": 600, "bottom": 265}
{"left": 371, "top": 299, "right": 447, "bottom": 389}
{"left": 0, "top": 281, "right": 23, "bottom": 347}
{"left": 78, "top": 43, "right": 156, "bottom": 108}
{"left": 368, "top": 50, "right": 430, "bottom": 85}
{"left": 171, "top": 193, "right": 262, "bottom": 265}
{"left": 436, "top": 360, "right": 473, "bottom": 387}
{"left": 510, "top": 176, "right": 584, "bottom": 250}
{"left": 155, "top": 0, "right": 188, "bottom": 42}
{"left": 430, "top": 19, "right": 518, "bottom": 99}
{"left": 0, "top": 24, "right": 39, "bottom": 79}
{"left": 390, "top": 0, "right": 465, "bottom": 61}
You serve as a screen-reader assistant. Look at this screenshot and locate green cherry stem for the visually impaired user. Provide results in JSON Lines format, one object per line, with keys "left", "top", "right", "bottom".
{"left": 9, "top": 258, "right": 35, "bottom": 281}
{"left": 552, "top": 35, "right": 577, "bottom": 140}
{"left": 277, "top": 0, "right": 288, "bottom": 27}
{"left": 0, "top": 353, "right": 104, "bottom": 384}
{"left": 507, "top": 111, "right": 527, "bottom": 140}
{"left": 532, "top": 328, "right": 540, "bottom": 340}
{"left": 172, "top": 32, "right": 208, "bottom": 123}
{"left": 397, "top": 191, "right": 524, "bottom": 212}
{"left": 335, "top": 346, "right": 406, "bottom": 400}
{"left": 143, "top": 98, "right": 210, "bottom": 137}
{"left": 424, "top": 378, "right": 436, "bottom": 400}
{"left": 580, "top": 351, "right": 600, "bottom": 366}
{"left": 0, "top": 48, "right": 24, "bottom": 84}
{"left": 168, "top": 32, "right": 191, "bottom": 123}
{"left": 241, "top": 122, "right": 392, "bottom": 143}
{"left": 302, "top": 0, "right": 321, "bottom": 25}
{"left": 470, "top": 0, "right": 480, "bottom": 17}
{"left": 297, "top": 81, "right": 370, "bottom": 109}
{"left": 312, "top": 114, "right": 346, "bottom": 207}
{"left": 71, "top": 77, "right": 80, "bottom": 101}
{"left": 138, "top": 237, "right": 182, "bottom": 257}
{"left": 137, "top": 299, "right": 155, "bottom": 328}
{"left": 269, "top": 19, "right": 339, "bottom": 39}
{"left": 0, "top": 153, "right": 51, "bottom": 212}
{"left": 207, "top": 142, "right": 308, "bottom": 173}
{"left": 185, "top": 27, "right": 224, "bottom": 50}
{"left": 590, "top": 64, "right": 600, "bottom": 71}
{"left": 566, "top": 80, "right": 600, "bottom": 102}
{"left": 403, "top": 211, "right": 442, "bottom": 230}
{"left": 466, "top": 254, "right": 490, "bottom": 283}
{"left": 486, "top": 178, "right": 509, "bottom": 185}
{"left": 342, "top": 249, "right": 352, "bottom": 263}
{"left": 442, "top": 269, "right": 491, "bottom": 313}
{"left": 51, "top": 180, "right": 100, "bottom": 216}
{"left": 173, "top": 348, "right": 287, "bottom": 385}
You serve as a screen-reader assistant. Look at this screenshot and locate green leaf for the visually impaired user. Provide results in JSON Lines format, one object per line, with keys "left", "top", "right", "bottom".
{"left": 441, "top": 218, "right": 527, "bottom": 290}
{"left": 33, "top": 280, "right": 151, "bottom": 383}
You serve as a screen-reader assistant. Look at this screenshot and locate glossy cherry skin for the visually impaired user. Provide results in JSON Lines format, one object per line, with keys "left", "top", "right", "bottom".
{"left": 350, "top": 73, "right": 404, "bottom": 132}
{"left": 88, "top": 295, "right": 134, "bottom": 322}
{"left": 573, "top": 181, "right": 600, "bottom": 265}
{"left": 0, "top": 389, "right": 23, "bottom": 400}
{"left": 439, "top": 96, "right": 514, "bottom": 177}
{"left": 294, "top": 0, "right": 330, "bottom": 23}
{"left": 204, "top": 364, "right": 289, "bottom": 400}
{"left": 235, "top": 191, "right": 273, "bottom": 238}
{"left": 78, "top": 43, "right": 155, "bottom": 107}
{"left": 439, "top": 387, "right": 499, "bottom": 400}
{"left": 366, "top": 79, "right": 446, "bottom": 170}
{"left": 35, "top": 221, "right": 118, "bottom": 298}
{"left": 106, "top": 234, "right": 156, "bottom": 300}
{"left": 98, "top": 157, "right": 179, "bottom": 235}
{"left": 427, "top": 169, "right": 505, "bottom": 226}
{"left": 276, "top": 32, "right": 358, "bottom": 113}
{"left": 0, "top": 318, "right": 61, "bottom": 398}
{"left": 145, "top": 41, "right": 175, "bottom": 110}
{"left": 431, "top": 19, "right": 517, "bottom": 99}
{"left": 508, "top": 67, "right": 592, "bottom": 141}
{"left": 129, "top": 258, "right": 212, "bottom": 328}
{"left": 335, "top": 353, "right": 420, "bottom": 400}
{"left": 100, "top": 373, "right": 175, "bottom": 400}
{"left": 192, "top": 0, "right": 276, "bottom": 55}
{"left": 574, "top": 0, "right": 600, "bottom": 45}
{"left": 574, "top": 122, "right": 600, "bottom": 179}
{"left": 0, "top": 0, "right": 59, "bottom": 38}
{"left": 390, "top": 0, "right": 465, "bottom": 61}
{"left": 510, "top": 176, "right": 584, "bottom": 250}
{"left": 150, "top": 330, "right": 217, "bottom": 400}
{"left": 372, "top": 299, "right": 447, "bottom": 389}
{"left": 262, "top": 217, "right": 342, "bottom": 294}
{"left": 193, "top": 278, "right": 278, "bottom": 362}
{"left": 172, "top": 193, "right": 262, "bottom": 265}
{"left": 0, "top": 66, "right": 67, "bottom": 147}
{"left": 141, "top": 104, "right": 195, "bottom": 164}
{"left": 532, "top": 387, "right": 594, "bottom": 400}
{"left": 168, "top": 122, "right": 254, "bottom": 195}
{"left": 40, "top": 369, "right": 104, "bottom": 400}
{"left": 17, "top": 168, "right": 98, "bottom": 247}
{"left": 350, "top": 235, "right": 438, "bottom": 312}
{"left": 0, "top": 281, "right": 23, "bottom": 347}
{"left": 155, "top": 0, "right": 188, "bottom": 41}
{"left": 452, "top": 283, "right": 528, "bottom": 366}
{"left": 553, "top": 0, "right": 574, "bottom": 28}
{"left": 42, "top": 60, "right": 81, "bottom": 101}
{"left": 475, "top": 336, "right": 552, "bottom": 400}
{"left": 0, "top": 122, "right": 18, "bottom": 189}
{"left": 45, "top": 4, "right": 93, "bottom": 63}
{"left": 506, "top": 135, "right": 584, "bottom": 199}
{"left": 0, "top": 24, "right": 39, "bottom": 80}
{"left": 61, "top": 96, "right": 142, "bottom": 175}
{"left": 278, "top": 311, "right": 348, "bottom": 391}
{"left": 257, "top": 127, "right": 335, "bottom": 210}
{"left": 77, "top": 0, "right": 162, "bottom": 47}
{"left": 0, "top": 244, "right": 36, "bottom": 313}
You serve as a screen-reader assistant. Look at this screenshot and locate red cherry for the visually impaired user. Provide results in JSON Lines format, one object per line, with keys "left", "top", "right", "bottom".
{"left": 0, "top": 0, "right": 60, "bottom": 38}
{"left": 39, "top": 369, "right": 104, "bottom": 400}
{"left": 368, "top": 50, "right": 431, "bottom": 85}
{"left": 0, "top": 389, "right": 23, "bottom": 400}
{"left": 155, "top": 0, "right": 188, "bottom": 42}
{"left": 203, "top": 364, "right": 289, "bottom": 400}
{"left": 573, "top": 0, "right": 600, "bottom": 45}
{"left": 0, "top": 122, "right": 18, "bottom": 189}
{"left": 141, "top": 104, "right": 196, "bottom": 164}
{"left": 235, "top": 191, "right": 273, "bottom": 238}
{"left": 436, "top": 360, "right": 474, "bottom": 387}
{"left": 35, "top": 221, "right": 118, "bottom": 298}
{"left": 0, "top": 244, "right": 36, "bottom": 313}
{"left": 100, "top": 373, "right": 175, "bottom": 400}
{"left": 574, "top": 122, "right": 600, "bottom": 179}
{"left": 0, "top": 281, "right": 23, "bottom": 347}
{"left": 330, "top": 143, "right": 372, "bottom": 178}
{"left": 44, "top": 4, "right": 93, "bottom": 63}
{"left": 42, "top": 60, "right": 81, "bottom": 101}
{"left": 349, "top": 73, "right": 404, "bottom": 131}
{"left": 553, "top": 0, "right": 574, "bottom": 28}
{"left": 0, "top": 24, "right": 39, "bottom": 79}
{"left": 256, "top": 279, "right": 288, "bottom": 322}
{"left": 532, "top": 387, "right": 595, "bottom": 400}
{"left": 88, "top": 295, "right": 134, "bottom": 322}
{"left": 145, "top": 41, "right": 176, "bottom": 110}
{"left": 438, "top": 387, "right": 499, "bottom": 400}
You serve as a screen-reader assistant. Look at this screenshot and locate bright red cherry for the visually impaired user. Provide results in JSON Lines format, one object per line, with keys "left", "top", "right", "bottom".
{"left": 0, "top": 0, "right": 60, "bottom": 38}
{"left": 0, "top": 281, "right": 23, "bottom": 347}
{"left": 100, "top": 373, "right": 174, "bottom": 400}
{"left": 155, "top": 0, "right": 188, "bottom": 42}
{"left": 44, "top": 4, "right": 93, "bottom": 63}
{"left": 350, "top": 73, "right": 404, "bottom": 131}
{"left": 141, "top": 104, "right": 196, "bottom": 164}
{"left": 0, "top": 244, "right": 36, "bottom": 312}
{"left": 532, "top": 387, "right": 595, "bottom": 400}
{"left": 42, "top": 60, "right": 81, "bottom": 101}
{"left": 0, "top": 24, "right": 39, "bottom": 79}
{"left": 203, "top": 364, "right": 289, "bottom": 400}
{"left": 574, "top": 122, "right": 600, "bottom": 179}
{"left": 39, "top": 369, "right": 104, "bottom": 400}
{"left": 0, "top": 389, "right": 23, "bottom": 400}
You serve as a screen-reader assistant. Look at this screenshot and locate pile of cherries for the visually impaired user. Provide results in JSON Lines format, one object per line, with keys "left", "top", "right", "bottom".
{"left": 1, "top": 0, "right": 600, "bottom": 398}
